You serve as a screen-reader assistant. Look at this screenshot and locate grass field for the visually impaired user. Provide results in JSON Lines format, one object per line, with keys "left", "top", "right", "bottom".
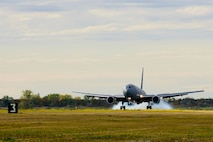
{"left": 0, "top": 109, "right": 213, "bottom": 142}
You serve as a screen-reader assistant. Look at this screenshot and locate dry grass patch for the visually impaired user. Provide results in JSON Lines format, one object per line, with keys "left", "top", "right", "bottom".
{"left": 0, "top": 109, "right": 213, "bottom": 142}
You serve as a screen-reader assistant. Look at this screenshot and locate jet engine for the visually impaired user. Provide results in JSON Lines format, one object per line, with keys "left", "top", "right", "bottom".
{"left": 152, "top": 96, "right": 160, "bottom": 104}
{"left": 106, "top": 96, "right": 115, "bottom": 104}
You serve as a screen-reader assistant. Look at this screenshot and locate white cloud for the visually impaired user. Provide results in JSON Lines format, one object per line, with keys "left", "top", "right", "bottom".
{"left": 177, "top": 6, "right": 211, "bottom": 16}
{"left": 89, "top": 9, "right": 124, "bottom": 17}
{"left": 124, "top": 22, "right": 208, "bottom": 31}
{"left": 46, "top": 13, "right": 62, "bottom": 19}
{"left": 0, "top": 1, "right": 213, "bottom": 40}
{"left": 72, "top": 23, "right": 121, "bottom": 33}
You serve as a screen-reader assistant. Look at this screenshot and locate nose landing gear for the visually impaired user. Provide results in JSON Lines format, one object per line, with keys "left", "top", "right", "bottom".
{"left": 146, "top": 102, "right": 152, "bottom": 109}
{"left": 146, "top": 106, "right": 152, "bottom": 109}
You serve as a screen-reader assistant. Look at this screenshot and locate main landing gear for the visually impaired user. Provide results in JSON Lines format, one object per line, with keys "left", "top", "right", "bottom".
{"left": 120, "top": 102, "right": 126, "bottom": 110}
{"left": 120, "top": 106, "right": 126, "bottom": 110}
{"left": 146, "top": 102, "right": 152, "bottom": 109}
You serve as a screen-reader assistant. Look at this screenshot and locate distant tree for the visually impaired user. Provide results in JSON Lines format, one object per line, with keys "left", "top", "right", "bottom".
{"left": 1, "top": 96, "right": 14, "bottom": 107}
{"left": 74, "top": 96, "right": 81, "bottom": 100}
{"left": 19, "top": 90, "right": 39, "bottom": 109}
{"left": 47, "top": 94, "right": 60, "bottom": 107}
{"left": 19, "top": 90, "right": 32, "bottom": 109}
{"left": 42, "top": 96, "right": 49, "bottom": 107}
{"left": 59, "top": 94, "right": 73, "bottom": 107}
{"left": 30, "top": 93, "right": 41, "bottom": 107}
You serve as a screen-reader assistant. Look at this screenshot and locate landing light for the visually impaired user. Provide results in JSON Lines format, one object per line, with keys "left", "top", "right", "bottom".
{"left": 137, "top": 94, "right": 143, "bottom": 98}
{"left": 127, "top": 97, "right": 131, "bottom": 101}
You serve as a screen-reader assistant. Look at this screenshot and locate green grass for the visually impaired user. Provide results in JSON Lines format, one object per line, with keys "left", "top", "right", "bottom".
{"left": 0, "top": 109, "right": 213, "bottom": 142}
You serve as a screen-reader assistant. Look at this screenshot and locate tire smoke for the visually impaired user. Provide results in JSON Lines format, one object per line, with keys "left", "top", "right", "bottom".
{"left": 112, "top": 99, "right": 173, "bottom": 110}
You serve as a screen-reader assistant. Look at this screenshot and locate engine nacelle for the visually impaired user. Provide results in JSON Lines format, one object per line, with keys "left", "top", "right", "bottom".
{"left": 152, "top": 96, "right": 160, "bottom": 104}
{"left": 106, "top": 96, "right": 115, "bottom": 104}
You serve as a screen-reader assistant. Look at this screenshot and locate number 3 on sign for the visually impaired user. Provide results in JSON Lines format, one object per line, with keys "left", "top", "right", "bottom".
{"left": 8, "top": 103, "right": 18, "bottom": 113}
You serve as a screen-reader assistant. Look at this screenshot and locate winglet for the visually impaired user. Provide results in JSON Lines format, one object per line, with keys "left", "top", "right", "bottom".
{"left": 141, "top": 67, "right": 144, "bottom": 89}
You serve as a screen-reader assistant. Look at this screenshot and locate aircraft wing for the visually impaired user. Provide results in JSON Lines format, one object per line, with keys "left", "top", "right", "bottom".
{"left": 157, "top": 90, "right": 204, "bottom": 98}
{"left": 72, "top": 91, "right": 126, "bottom": 102}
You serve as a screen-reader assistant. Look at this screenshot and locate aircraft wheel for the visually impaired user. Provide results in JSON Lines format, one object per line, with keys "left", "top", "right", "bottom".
{"left": 147, "top": 106, "right": 152, "bottom": 109}
{"left": 120, "top": 106, "right": 126, "bottom": 110}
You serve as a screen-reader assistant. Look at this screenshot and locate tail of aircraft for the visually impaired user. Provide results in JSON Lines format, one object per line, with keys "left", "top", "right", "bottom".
{"left": 141, "top": 67, "right": 144, "bottom": 89}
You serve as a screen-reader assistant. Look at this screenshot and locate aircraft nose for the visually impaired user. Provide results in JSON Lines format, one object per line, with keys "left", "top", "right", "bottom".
{"left": 123, "top": 85, "right": 130, "bottom": 97}
{"left": 123, "top": 87, "right": 127, "bottom": 95}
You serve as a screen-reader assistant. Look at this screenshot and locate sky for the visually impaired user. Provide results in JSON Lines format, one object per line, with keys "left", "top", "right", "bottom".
{"left": 0, "top": 0, "right": 212, "bottom": 99}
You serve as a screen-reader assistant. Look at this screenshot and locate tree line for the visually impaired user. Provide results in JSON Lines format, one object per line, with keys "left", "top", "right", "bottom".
{"left": 0, "top": 90, "right": 213, "bottom": 109}
{"left": 0, "top": 90, "right": 112, "bottom": 109}
{"left": 168, "top": 98, "right": 213, "bottom": 109}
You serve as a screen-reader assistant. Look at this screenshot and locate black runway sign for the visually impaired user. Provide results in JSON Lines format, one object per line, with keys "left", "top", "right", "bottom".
{"left": 8, "top": 103, "right": 18, "bottom": 113}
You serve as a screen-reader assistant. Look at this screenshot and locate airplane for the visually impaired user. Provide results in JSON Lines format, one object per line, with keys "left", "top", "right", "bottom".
{"left": 73, "top": 68, "right": 204, "bottom": 110}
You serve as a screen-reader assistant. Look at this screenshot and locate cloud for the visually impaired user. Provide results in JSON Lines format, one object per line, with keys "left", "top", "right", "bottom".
{"left": 89, "top": 9, "right": 124, "bottom": 17}
{"left": 17, "top": 4, "right": 63, "bottom": 12}
{"left": 0, "top": 0, "right": 213, "bottom": 40}
{"left": 72, "top": 23, "right": 121, "bottom": 33}
{"left": 0, "top": 0, "right": 64, "bottom": 12}
{"left": 177, "top": 6, "right": 212, "bottom": 16}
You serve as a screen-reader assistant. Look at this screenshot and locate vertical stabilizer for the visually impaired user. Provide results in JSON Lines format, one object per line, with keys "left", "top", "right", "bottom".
{"left": 141, "top": 68, "right": 144, "bottom": 89}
